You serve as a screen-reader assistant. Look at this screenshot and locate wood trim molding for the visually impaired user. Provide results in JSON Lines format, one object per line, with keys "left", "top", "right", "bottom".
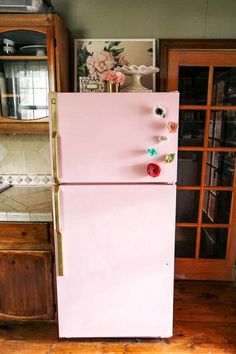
{"left": 159, "top": 39, "right": 236, "bottom": 91}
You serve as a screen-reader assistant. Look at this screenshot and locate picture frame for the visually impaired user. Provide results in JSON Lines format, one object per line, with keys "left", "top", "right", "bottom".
{"left": 74, "top": 39, "right": 156, "bottom": 92}
{"left": 79, "top": 77, "right": 105, "bottom": 93}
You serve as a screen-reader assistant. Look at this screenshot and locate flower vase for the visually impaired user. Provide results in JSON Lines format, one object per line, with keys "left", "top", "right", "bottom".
{"left": 106, "top": 82, "right": 120, "bottom": 93}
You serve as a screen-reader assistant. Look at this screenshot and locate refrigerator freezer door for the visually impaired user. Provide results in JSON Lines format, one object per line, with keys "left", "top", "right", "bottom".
{"left": 51, "top": 92, "right": 179, "bottom": 184}
{"left": 54, "top": 184, "right": 176, "bottom": 338}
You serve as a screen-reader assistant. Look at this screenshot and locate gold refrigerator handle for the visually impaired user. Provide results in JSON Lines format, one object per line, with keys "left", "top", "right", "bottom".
{"left": 51, "top": 92, "right": 60, "bottom": 185}
{"left": 54, "top": 185, "right": 64, "bottom": 276}
{"left": 50, "top": 93, "right": 63, "bottom": 276}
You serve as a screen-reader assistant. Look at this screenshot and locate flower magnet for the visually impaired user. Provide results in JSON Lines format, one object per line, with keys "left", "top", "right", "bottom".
{"left": 165, "top": 153, "right": 175, "bottom": 163}
{"left": 147, "top": 148, "right": 158, "bottom": 157}
{"left": 167, "top": 121, "right": 178, "bottom": 133}
{"left": 147, "top": 163, "right": 161, "bottom": 178}
{"left": 154, "top": 105, "right": 167, "bottom": 118}
{"left": 157, "top": 135, "right": 169, "bottom": 144}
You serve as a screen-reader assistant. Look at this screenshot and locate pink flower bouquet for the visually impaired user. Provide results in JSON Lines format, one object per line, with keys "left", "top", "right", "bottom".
{"left": 102, "top": 70, "right": 125, "bottom": 85}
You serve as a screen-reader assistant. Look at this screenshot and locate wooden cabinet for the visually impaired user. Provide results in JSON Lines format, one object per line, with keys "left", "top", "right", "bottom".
{"left": 159, "top": 39, "right": 236, "bottom": 281}
{"left": 0, "top": 13, "right": 69, "bottom": 134}
{"left": 0, "top": 222, "right": 55, "bottom": 321}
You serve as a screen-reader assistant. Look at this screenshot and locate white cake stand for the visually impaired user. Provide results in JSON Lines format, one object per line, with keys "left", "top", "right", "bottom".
{"left": 115, "top": 65, "right": 159, "bottom": 92}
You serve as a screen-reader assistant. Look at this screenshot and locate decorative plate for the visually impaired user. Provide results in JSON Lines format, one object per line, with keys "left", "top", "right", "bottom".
{"left": 20, "top": 45, "right": 46, "bottom": 56}
{"left": 115, "top": 65, "right": 159, "bottom": 76}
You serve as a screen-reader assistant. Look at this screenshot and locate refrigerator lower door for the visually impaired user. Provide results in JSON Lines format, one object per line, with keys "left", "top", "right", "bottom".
{"left": 54, "top": 184, "right": 176, "bottom": 338}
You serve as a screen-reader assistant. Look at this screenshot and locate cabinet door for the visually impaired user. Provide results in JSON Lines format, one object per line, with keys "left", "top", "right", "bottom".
{"left": 0, "top": 251, "right": 54, "bottom": 320}
{"left": 160, "top": 40, "right": 236, "bottom": 281}
{"left": 0, "top": 29, "right": 50, "bottom": 119}
{"left": 0, "top": 14, "right": 69, "bottom": 134}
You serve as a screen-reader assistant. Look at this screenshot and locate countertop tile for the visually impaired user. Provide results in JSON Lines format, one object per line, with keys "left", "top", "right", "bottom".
{"left": 30, "top": 213, "right": 52, "bottom": 222}
{"left": 0, "top": 186, "right": 53, "bottom": 222}
{"left": 7, "top": 212, "right": 31, "bottom": 222}
{"left": 0, "top": 212, "right": 7, "bottom": 221}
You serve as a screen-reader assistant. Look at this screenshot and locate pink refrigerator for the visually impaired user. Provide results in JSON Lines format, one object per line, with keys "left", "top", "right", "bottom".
{"left": 49, "top": 92, "right": 179, "bottom": 338}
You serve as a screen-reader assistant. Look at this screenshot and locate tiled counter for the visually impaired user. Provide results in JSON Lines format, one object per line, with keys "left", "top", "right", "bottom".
{"left": 0, "top": 186, "right": 53, "bottom": 222}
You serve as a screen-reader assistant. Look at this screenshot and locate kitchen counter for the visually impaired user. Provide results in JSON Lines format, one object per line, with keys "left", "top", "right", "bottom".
{"left": 0, "top": 186, "right": 53, "bottom": 222}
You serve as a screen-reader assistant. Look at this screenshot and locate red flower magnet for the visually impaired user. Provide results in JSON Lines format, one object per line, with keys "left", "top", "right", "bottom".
{"left": 147, "top": 163, "right": 161, "bottom": 178}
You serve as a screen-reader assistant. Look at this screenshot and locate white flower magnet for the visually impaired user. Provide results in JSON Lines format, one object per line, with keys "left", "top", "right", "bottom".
{"left": 157, "top": 135, "right": 169, "bottom": 144}
{"left": 154, "top": 105, "right": 167, "bottom": 118}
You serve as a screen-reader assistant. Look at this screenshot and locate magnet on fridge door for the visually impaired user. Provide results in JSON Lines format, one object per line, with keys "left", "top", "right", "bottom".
{"left": 147, "top": 163, "right": 161, "bottom": 177}
{"left": 167, "top": 121, "right": 178, "bottom": 133}
{"left": 153, "top": 105, "right": 167, "bottom": 118}
{"left": 157, "top": 135, "right": 169, "bottom": 144}
{"left": 165, "top": 153, "right": 175, "bottom": 163}
{"left": 146, "top": 148, "right": 158, "bottom": 157}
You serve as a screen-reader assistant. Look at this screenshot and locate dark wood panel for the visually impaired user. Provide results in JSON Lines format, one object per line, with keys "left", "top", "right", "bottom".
{"left": 0, "top": 120, "right": 49, "bottom": 135}
{"left": 53, "top": 15, "right": 70, "bottom": 92}
{"left": 0, "top": 14, "right": 55, "bottom": 27}
{"left": 0, "top": 251, "right": 54, "bottom": 320}
{"left": 0, "top": 223, "right": 50, "bottom": 248}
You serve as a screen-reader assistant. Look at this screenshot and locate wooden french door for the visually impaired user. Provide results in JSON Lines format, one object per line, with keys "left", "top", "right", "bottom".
{"left": 167, "top": 50, "right": 236, "bottom": 280}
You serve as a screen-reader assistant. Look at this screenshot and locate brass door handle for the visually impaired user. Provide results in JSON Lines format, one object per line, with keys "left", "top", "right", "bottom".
{"left": 51, "top": 92, "right": 60, "bottom": 184}
{"left": 52, "top": 133, "right": 60, "bottom": 184}
{"left": 54, "top": 185, "right": 64, "bottom": 276}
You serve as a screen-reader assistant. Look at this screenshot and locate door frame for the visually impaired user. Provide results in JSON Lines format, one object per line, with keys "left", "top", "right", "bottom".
{"left": 159, "top": 39, "right": 236, "bottom": 280}
{"left": 159, "top": 39, "right": 236, "bottom": 91}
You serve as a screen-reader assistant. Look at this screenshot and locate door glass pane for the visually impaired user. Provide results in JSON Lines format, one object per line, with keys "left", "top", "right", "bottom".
{"left": 0, "top": 30, "right": 46, "bottom": 55}
{"left": 212, "top": 67, "right": 236, "bottom": 106}
{"left": 179, "top": 110, "right": 206, "bottom": 146}
{"left": 0, "top": 60, "right": 48, "bottom": 119}
{"left": 178, "top": 151, "right": 202, "bottom": 186}
{"left": 208, "top": 111, "right": 236, "bottom": 147}
{"left": 0, "top": 30, "right": 48, "bottom": 120}
{"left": 205, "top": 151, "right": 236, "bottom": 187}
{"left": 178, "top": 66, "right": 209, "bottom": 105}
{"left": 175, "top": 227, "right": 196, "bottom": 258}
{"left": 200, "top": 227, "right": 228, "bottom": 259}
{"left": 202, "top": 190, "right": 232, "bottom": 224}
{"left": 176, "top": 190, "right": 199, "bottom": 222}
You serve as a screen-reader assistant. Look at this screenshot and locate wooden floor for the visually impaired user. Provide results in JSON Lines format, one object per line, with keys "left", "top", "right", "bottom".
{"left": 0, "top": 281, "right": 235, "bottom": 354}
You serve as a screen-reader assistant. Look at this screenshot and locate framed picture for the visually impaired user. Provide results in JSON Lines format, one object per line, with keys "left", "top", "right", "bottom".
{"left": 79, "top": 77, "right": 105, "bottom": 93}
{"left": 74, "top": 39, "right": 156, "bottom": 92}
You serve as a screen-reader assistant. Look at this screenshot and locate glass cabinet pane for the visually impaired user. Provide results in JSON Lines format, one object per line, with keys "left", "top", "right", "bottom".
{"left": 208, "top": 111, "right": 236, "bottom": 147}
{"left": 202, "top": 190, "right": 232, "bottom": 224}
{"left": 0, "top": 30, "right": 46, "bottom": 56}
{"left": 178, "top": 66, "right": 209, "bottom": 105}
{"left": 178, "top": 151, "right": 202, "bottom": 186}
{"left": 0, "top": 59, "right": 48, "bottom": 119}
{"left": 175, "top": 227, "right": 196, "bottom": 258}
{"left": 212, "top": 67, "right": 236, "bottom": 106}
{"left": 176, "top": 190, "right": 199, "bottom": 222}
{"left": 205, "top": 151, "right": 236, "bottom": 187}
{"left": 200, "top": 227, "right": 228, "bottom": 259}
{"left": 179, "top": 110, "right": 206, "bottom": 146}
{"left": 0, "top": 30, "right": 48, "bottom": 120}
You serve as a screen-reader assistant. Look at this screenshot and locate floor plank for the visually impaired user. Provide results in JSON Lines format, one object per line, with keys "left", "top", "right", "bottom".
{"left": 0, "top": 281, "right": 235, "bottom": 353}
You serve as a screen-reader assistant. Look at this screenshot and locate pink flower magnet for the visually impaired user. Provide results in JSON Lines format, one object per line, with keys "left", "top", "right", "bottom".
{"left": 147, "top": 163, "right": 161, "bottom": 178}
